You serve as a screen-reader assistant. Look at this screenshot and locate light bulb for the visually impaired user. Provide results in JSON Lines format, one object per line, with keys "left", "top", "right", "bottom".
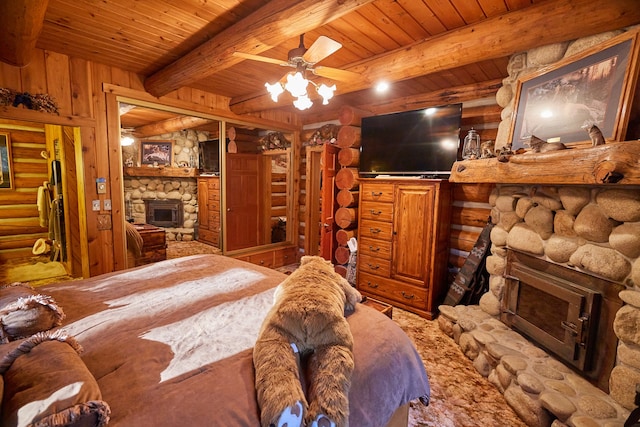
{"left": 265, "top": 82, "right": 284, "bottom": 102}
{"left": 293, "top": 95, "right": 313, "bottom": 110}
{"left": 284, "top": 72, "right": 309, "bottom": 98}
{"left": 121, "top": 135, "right": 135, "bottom": 146}
{"left": 317, "top": 83, "right": 336, "bottom": 105}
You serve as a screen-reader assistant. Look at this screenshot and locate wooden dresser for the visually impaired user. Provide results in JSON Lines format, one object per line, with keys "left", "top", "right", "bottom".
{"left": 356, "top": 178, "right": 452, "bottom": 319}
{"left": 197, "top": 176, "right": 221, "bottom": 247}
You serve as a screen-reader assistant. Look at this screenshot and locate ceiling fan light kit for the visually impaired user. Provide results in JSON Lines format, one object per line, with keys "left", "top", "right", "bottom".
{"left": 241, "top": 34, "right": 345, "bottom": 110}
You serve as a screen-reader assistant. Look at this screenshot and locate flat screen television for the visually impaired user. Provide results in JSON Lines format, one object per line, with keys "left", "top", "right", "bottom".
{"left": 359, "top": 103, "right": 462, "bottom": 178}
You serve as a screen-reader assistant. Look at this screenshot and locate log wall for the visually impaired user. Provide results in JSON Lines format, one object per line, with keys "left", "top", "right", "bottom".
{"left": 0, "top": 48, "right": 298, "bottom": 276}
{"left": 0, "top": 123, "right": 48, "bottom": 260}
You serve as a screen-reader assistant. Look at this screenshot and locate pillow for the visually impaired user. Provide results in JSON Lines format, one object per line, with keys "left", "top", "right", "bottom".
{"left": 0, "top": 283, "right": 65, "bottom": 343}
{"left": 0, "top": 331, "right": 110, "bottom": 427}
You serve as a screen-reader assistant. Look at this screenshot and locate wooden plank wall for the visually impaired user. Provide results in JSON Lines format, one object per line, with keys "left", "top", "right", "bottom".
{"left": 0, "top": 48, "right": 298, "bottom": 276}
{"left": 0, "top": 122, "right": 49, "bottom": 260}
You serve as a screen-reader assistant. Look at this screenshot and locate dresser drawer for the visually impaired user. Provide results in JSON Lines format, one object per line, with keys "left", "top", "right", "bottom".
{"left": 359, "top": 201, "right": 393, "bottom": 222}
{"left": 359, "top": 237, "right": 392, "bottom": 260}
{"left": 358, "top": 254, "right": 391, "bottom": 277}
{"left": 274, "top": 246, "right": 298, "bottom": 267}
{"left": 359, "top": 219, "right": 393, "bottom": 240}
{"left": 361, "top": 183, "right": 394, "bottom": 203}
{"left": 357, "top": 272, "right": 428, "bottom": 310}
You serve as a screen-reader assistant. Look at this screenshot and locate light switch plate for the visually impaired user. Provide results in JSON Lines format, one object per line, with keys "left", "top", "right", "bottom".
{"left": 92, "top": 200, "right": 100, "bottom": 211}
{"left": 104, "top": 199, "right": 112, "bottom": 210}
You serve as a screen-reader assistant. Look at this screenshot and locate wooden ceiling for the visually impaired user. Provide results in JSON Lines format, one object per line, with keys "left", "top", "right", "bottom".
{"left": 2, "top": 0, "right": 640, "bottom": 125}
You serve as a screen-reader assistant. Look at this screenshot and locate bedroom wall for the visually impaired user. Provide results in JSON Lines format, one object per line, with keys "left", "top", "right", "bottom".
{"left": 0, "top": 48, "right": 299, "bottom": 276}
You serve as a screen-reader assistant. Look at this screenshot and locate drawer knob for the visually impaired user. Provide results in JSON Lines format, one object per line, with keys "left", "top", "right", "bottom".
{"left": 370, "top": 228, "right": 381, "bottom": 234}
{"left": 370, "top": 209, "right": 382, "bottom": 215}
{"left": 371, "top": 191, "right": 383, "bottom": 197}
{"left": 401, "top": 291, "right": 415, "bottom": 300}
{"left": 366, "top": 281, "right": 379, "bottom": 289}
{"left": 368, "top": 245, "right": 380, "bottom": 252}
{"left": 260, "top": 260, "right": 264, "bottom": 264}
{"left": 367, "top": 263, "right": 380, "bottom": 270}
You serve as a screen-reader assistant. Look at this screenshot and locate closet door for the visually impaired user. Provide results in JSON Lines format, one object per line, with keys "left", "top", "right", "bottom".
{"left": 226, "top": 153, "right": 260, "bottom": 251}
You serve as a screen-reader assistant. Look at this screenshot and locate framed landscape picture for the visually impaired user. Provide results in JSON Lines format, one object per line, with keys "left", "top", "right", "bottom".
{"left": 141, "top": 140, "right": 173, "bottom": 166}
{"left": 0, "top": 134, "right": 13, "bottom": 189}
{"left": 510, "top": 30, "right": 640, "bottom": 150}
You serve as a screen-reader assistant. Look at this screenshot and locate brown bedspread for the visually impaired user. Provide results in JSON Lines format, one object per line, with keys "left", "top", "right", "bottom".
{"left": 39, "top": 254, "right": 429, "bottom": 426}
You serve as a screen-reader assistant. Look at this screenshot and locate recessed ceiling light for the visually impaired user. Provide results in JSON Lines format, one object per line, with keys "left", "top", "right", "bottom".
{"left": 375, "top": 81, "right": 390, "bottom": 93}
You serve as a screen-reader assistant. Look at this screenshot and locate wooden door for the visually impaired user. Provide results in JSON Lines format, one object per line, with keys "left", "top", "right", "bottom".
{"left": 392, "top": 184, "right": 435, "bottom": 285}
{"left": 320, "top": 144, "right": 340, "bottom": 262}
{"left": 226, "top": 153, "right": 261, "bottom": 251}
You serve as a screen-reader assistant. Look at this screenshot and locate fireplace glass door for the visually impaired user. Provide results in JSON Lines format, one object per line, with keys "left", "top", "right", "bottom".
{"left": 502, "top": 250, "right": 600, "bottom": 372}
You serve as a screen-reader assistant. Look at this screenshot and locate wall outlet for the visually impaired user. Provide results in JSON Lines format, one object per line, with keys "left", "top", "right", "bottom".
{"left": 92, "top": 200, "right": 100, "bottom": 211}
{"left": 104, "top": 199, "right": 112, "bottom": 210}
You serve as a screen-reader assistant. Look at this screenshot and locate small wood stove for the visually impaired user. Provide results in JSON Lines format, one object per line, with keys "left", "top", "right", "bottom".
{"left": 144, "top": 199, "right": 183, "bottom": 228}
{"left": 501, "top": 249, "right": 624, "bottom": 392}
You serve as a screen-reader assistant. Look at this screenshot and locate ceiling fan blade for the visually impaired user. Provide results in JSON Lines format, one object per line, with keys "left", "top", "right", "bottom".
{"left": 303, "top": 36, "right": 342, "bottom": 64}
{"left": 233, "top": 51, "right": 289, "bottom": 67}
{"left": 312, "top": 66, "right": 360, "bottom": 82}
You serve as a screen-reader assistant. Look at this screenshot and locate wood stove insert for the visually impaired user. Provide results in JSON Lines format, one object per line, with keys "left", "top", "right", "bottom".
{"left": 144, "top": 199, "right": 183, "bottom": 228}
{"left": 501, "top": 249, "right": 624, "bottom": 392}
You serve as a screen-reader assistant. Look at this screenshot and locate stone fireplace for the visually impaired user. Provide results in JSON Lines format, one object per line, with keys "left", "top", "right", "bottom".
{"left": 438, "top": 183, "right": 640, "bottom": 426}
{"left": 437, "top": 26, "right": 640, "bottom": 426}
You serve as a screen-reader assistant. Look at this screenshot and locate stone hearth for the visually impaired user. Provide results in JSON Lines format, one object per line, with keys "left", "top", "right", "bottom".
{"left": 439, "top": 184, "right": 640, "bottom": 427}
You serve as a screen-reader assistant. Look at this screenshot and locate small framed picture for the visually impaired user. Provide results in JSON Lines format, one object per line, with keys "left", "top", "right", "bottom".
{"left": 0, "top": 133, "right": 13, "bottom": 189}
{"left": 141, "top": 140, "right": 173, "bottom": 166}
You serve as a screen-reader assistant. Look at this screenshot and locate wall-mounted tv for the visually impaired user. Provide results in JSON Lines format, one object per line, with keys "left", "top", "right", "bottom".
{"left": 359, "top": 103, "right": 462, "bottom": 178}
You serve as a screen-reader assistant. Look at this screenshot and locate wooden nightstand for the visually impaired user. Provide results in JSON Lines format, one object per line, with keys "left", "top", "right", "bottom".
{"left": 133, "top": 224, "right": 167, "bottom": 265}
{"left": 361, "top": 296, "right": 393, "bottom": 319}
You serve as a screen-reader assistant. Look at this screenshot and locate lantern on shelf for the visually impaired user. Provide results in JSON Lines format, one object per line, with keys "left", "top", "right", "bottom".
{"left": 462, "top": 128, "right": 481, "bottom": 160}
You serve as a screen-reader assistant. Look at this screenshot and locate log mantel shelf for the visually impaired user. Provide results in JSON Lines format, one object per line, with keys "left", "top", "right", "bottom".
{"left": 123, "top": 166, "right": 198, "bottom": 178}
{"left": 450, "top": 141, "right": 640, "bottom": 186}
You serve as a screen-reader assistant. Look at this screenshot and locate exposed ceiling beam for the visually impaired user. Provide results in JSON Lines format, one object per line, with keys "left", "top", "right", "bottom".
{"left": 131, "top": 115, "right": 215, "bottom": 138}
{"left": 230, "top": 0, "right": 640, "bottom": 115}
{"left": 0, "top": 0, "right": 49, "bottom": 67}
{"left": 144, "top": 0, "right": 375, "bottom": 97}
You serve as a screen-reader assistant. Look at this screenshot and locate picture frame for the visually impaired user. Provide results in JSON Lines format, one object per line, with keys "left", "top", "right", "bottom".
{"left": 141, "top": 140, "right": 173, "bottom": 166}
{"left": 0, "top": 133, "right": 13, "bottom": 189}
{"left": 509, "top": 30, "right": 640, "bottom": 150}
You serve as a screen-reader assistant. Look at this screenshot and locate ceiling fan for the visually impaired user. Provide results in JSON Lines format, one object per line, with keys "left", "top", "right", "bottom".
{"left": 233, "top": 34, "right": 358, "bottom": 82}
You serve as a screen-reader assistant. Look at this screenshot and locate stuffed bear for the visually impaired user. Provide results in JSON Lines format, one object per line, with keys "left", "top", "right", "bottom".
{"left": 253, "top": 255, "right": 362, "bottom": 427}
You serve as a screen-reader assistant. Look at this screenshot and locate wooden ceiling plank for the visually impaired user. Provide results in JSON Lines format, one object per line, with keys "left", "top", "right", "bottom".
{"left": 0, "top": 0, "right": 50, "bottom": 67}
{"left": 230, "top": 0, "right": 640, "bottom": 115}
{"left": 476, "top": 0, "right": 510, "bottom": 17}
{"left": 450, "top": 0, "right": 488, "bottom": 24}
{"left": 372, "top": 0, "right": 429, "bottom": 41}
{"left": 395, "top": 0, "right": 447, "bottom": 36}
{"left": 422, "top": 0, "right": 466, "bottom": 30}
{"left": 144, "top": 0, "right": 377, "bottom": 97}
{"left": 355, "top": 5, "right": 415, "bottom": 47}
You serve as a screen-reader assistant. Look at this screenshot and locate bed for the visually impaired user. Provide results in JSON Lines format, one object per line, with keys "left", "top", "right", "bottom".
{"left": 0, "top": 254, "right": 430, "bottom": 427}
